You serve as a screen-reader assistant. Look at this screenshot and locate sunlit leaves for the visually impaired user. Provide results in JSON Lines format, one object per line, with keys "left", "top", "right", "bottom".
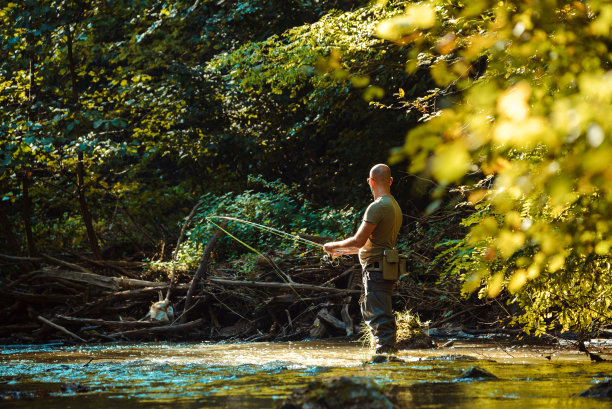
{"left": 375, "top": 0, "right": 612, "bottom": 333}
{"left": 579, "top": 71, "right": 612, "bottom": 100}
{"left": 376, "top": 4, "right": 436, "bottom": 41}
{"left": 507, "top": 269, "right": 526, "bottom": 293}
{"left": 492, "top": 117, "right": 550, "bottom": 148}
{"left": 497, "top": 82, "right": 530, "bottom": 121}
{"left": 487, "top": 272, "right": 503, "bottom": 298}
{"left": 363, "top": 86, "right": 385, "bottom": 101}
{"left": 429, "top": 60, "right": 457, "bottom": 86}
{"left": 589, "top": 4, "right": 612, "bottom": 36}
{"left": 431, "top": 142, "right": 471, "bottom": 183}
{"left": 207, "top": 5, "right": 399, "bottom": 96}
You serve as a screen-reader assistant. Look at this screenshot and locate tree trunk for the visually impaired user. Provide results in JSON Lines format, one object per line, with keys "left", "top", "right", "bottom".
{"left": 181, "top": 221, "right": 227, "bottom": 323}
{"left": 66, "top": 23, "right": 101, "bottom": 260}
{"left": 21, "top": 172, "right": 36, "bottom": 256}
{"left": 0, "top": 202, "right": 20, "bottom": 255}
{"left": 20, "top": 38, "right": 38, "bottom": 258}
{"left": 76, "top": 151, "right": 101, "bottom": 259}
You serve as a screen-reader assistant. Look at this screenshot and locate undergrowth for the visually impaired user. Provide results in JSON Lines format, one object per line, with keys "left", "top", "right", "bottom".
{"left": 152, "top": 176, "right": 359, "bottom": 272}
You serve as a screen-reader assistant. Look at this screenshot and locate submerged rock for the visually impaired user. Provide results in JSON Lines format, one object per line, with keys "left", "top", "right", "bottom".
{"left": 364, "top": 354, "right": 404, "bottom": 365}
{"left": 577, "top": 380, "right": 612, "bottom": 398}
{"left": 278, "top": 376, "right": 400, "bottom": 409}
{"left": 0, "top": 390, "right": 50, "bottom": 400}
{"left": 397, "top": 333, "right": 435, "bottom": 350}
{"left": 426, "top": 354, "right": 495, "bottom": 362}
{"left": 60, "top": 383, "right": 91, "bottom": 393}
{"left": 454, "top": 366, "right": 498, "bottom": 381}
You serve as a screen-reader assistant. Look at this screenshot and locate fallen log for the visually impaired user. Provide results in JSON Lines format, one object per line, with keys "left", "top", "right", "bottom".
{"left": 0, "top": 253, "right": 43, "bottom": 262}
{"left": 39, "top": 268, "right": 165, "bottom": 290}
{"left": 79, "top": 256, "right": 139, "bottom": 279}
{"left": 317, "top": 308, "right": 347, "bottom": 332}
{"left": 208, "top": 277, "right": 360, "bottom": 294}
{"left": 37, "top": 316, "right": 87, "bottom": 343}
{"left": 107, "top": 318, "right": 203, "bottom": 338}
{"left": 55, "top": 314, "right": 162, "bottom": 329}
{"left": 74, "top": 284, "right": 191, "bottom": 314}
{"left": 40, "top": 253, "right": 94, "bottom": 275}
{"left": 8, "top": 290, "right": 82, "bottom": 304}
{"left": 341, "top": 304, "right": 354, "bottom": 336}
{"left": 340, "top": 269, "right": 358, "bottom": 337}
{"left": 2, "top": 270, "right": 46, "bottom": 291}
{"left": 321, "top": 265, "right": 357, "bottom": 287}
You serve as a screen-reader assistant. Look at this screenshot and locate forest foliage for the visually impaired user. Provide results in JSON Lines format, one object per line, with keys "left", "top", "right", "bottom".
{"left": 1, "top": 0, "right": 611, "bottom": 335}
{"left": 375, "top": 0, "right": 612, "bottom": 334}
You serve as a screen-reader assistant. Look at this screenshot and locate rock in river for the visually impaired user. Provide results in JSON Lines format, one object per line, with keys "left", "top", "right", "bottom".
{"left": 454, "top": 366, "right": 498, "bottom": 381}
{"left": 278, "top": 376, "right": 400, "bottom": 409}
{"left": 577, "top": 380, "right": 612, "bottom": 398}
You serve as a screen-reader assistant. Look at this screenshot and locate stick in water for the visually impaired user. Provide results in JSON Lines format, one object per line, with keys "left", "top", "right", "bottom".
{"left": 37, "top": 316, "right": 87, "bottom": 343}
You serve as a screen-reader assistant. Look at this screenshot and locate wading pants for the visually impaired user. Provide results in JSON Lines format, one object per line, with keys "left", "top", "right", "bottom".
{"left": 360, "top": 269, "right": 396, "bottom": 350}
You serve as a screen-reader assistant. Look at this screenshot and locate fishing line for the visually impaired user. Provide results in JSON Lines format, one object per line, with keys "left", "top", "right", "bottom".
{"left": 210, "top": 292, "right": 250, "bottom": 322}
{"left": 206, "top": 217, "right": 303, "bottom": 299}
{"left": 207, "top": 215, "right": 344, "bottom": 265}
{"left": 207, "top": 216, "right": 324, "bottom": 248}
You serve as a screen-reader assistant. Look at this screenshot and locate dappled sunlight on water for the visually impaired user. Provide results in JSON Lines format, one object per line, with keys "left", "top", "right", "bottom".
{"left": 1, "top": 340, "right": 611, "bottom": 408}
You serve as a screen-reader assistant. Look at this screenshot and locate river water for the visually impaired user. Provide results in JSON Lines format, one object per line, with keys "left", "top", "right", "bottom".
{"left": 1, "top": 340, "right": 610, "bottom": 408}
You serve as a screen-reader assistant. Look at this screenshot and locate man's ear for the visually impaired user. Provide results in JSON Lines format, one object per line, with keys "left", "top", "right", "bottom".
{"left": 389, "top": 177, "right": 393, "bottom": 186}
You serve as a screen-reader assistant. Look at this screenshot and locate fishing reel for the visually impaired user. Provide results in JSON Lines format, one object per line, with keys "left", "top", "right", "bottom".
{"left": 320, "top": 253, "right": 341, "bottom": 267}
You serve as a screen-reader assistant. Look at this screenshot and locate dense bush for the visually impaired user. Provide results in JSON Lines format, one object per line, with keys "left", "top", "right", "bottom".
{"left": 171, "top": 176, "right": 358, "bottom": 266}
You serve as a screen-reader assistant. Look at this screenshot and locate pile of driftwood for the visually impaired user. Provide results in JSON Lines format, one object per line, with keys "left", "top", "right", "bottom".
{"left": 0, "top": 217, "right": 507, "bottom": 345}
{"left": 0, "top": 225, "right": 366, "bottom": 344}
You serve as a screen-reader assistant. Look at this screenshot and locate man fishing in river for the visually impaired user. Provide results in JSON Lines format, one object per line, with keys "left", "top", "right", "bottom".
{"left": 323, "top": 164, "right": 403, "bottom": 354}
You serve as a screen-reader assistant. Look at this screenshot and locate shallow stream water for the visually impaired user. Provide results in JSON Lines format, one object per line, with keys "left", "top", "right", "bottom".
{"left": 1, "top": 340, "right": 611, "bottom": 408}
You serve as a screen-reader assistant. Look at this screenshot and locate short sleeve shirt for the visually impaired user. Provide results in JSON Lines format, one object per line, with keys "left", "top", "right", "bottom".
{"left": 358, "top": 195, "right": 402, "bottom": 266}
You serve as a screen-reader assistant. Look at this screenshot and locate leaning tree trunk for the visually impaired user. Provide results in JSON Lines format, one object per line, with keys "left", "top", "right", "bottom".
{"left": 21, "top": 172, "right": 36, "bottom": 256}
{"left": 66, "top": 23, "right": 102, "bottom": 260}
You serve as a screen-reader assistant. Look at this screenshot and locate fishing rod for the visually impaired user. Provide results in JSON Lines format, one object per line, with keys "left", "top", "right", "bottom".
{"left": 206, "top": 215, "right": 345, "bottom": 262}
{"left": 206, "top": 215, "right": 325, "bottom": 248}
{"left": 206, "top": 216, "right": 412, "bottom": 280}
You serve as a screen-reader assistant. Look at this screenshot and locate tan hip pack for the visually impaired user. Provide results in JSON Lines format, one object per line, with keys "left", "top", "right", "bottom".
{"left": 382, "top": 249, "right": 407, "bottom": 281}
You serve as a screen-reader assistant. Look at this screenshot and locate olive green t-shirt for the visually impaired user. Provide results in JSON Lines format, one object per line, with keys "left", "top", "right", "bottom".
{"left": 358, "top": 195, "right": 402, "bottom": 266}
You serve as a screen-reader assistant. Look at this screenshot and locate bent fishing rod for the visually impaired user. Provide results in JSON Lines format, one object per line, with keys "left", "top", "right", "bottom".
{"left": 207, "top": 216, "right": 323, "bottom": 247}
{"left": 206, "top": 215, "right": 347, "bottom": 261}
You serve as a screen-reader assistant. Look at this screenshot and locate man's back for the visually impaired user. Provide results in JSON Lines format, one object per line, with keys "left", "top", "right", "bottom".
{"left": 358, "top": 194, "right": 402, "bottom": 265}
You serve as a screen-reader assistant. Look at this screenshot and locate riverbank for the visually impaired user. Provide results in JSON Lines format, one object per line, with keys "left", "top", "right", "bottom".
{"left": 1, "top": 249, "right": 512, "bottom": 346}
{"left": 2, "top": 247, "right": 610, "bottom": 356}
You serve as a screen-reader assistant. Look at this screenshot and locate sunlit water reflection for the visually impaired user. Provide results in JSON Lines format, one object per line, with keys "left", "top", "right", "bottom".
{"left": 1, "top": 340, "right": 610, "bottom": 408}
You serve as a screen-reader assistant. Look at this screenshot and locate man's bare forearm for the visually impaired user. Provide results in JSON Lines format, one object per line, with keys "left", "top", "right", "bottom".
{"left": 323, "top": 221, "right": 375, "bottom": 258}
{"left": 332, "top": 246, "right": 360, "bottom": 255}
{"left": 324, "top": 238, "right": 361, "bottom": 253}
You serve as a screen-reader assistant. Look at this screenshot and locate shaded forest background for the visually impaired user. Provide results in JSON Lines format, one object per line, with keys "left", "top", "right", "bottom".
{"left": 1, "top": 0, "right": 435, "bottom": 259}
{"left": 1, "top": 0, "right": 611, "bottom": 338}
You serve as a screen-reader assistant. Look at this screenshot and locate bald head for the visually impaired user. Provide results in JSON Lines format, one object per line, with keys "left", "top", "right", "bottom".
{"left": 369, "top": 164, "right": 391, "bottom": 184}
{"left": 368, "top": 164, "right": 392, "bottom": 198}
